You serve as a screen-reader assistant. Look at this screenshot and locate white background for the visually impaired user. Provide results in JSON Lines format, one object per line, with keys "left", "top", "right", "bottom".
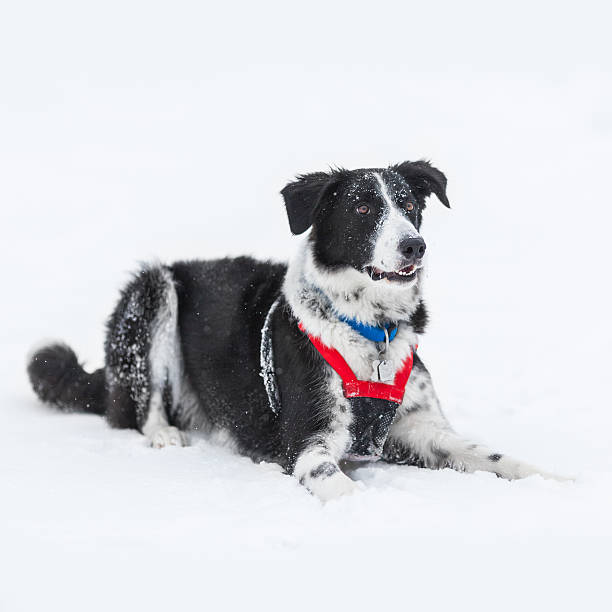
{"left": 1, "top": 1, "right": 611, "bottom": 610}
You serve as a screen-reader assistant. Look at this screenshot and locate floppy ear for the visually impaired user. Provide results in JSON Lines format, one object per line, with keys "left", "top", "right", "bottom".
{"left": 280, "top": 172, "right": 335, "bottom": 235}
{"left": 393, "top": 160, "right": 450, "bottom": 208}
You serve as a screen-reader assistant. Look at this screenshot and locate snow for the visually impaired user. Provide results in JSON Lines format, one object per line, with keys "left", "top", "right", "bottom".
{"left": 1, "top": 1, "right": 611, "bottom": 610}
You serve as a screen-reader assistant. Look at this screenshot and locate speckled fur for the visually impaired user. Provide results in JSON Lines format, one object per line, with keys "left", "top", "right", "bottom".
{"left": 27, "top": 160, "right": 567, "bottom": 502}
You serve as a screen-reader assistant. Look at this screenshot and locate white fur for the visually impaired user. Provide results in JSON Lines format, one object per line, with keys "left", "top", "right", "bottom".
{"left": 388, "top": 369, "right": 570, "bottom": 481}
{"left": 285, "top": 239, "right": 422, "bottom": 329}
{"left": 284, "top": 240, "right": 419, "bottom": 381}
{"left": 371, "top": 172, "right": 421, "bottom": 272}
{"left": 284, "top": 238, "right": 423, "bottom": 499}
{"left": 388, "top": 408, "right": 569, "bottom": 481}
{"left": 148, "top": 424, "right": 187, "bottom": 449}
{"left": 149, "top": 268, "right": 182, "bottom": 396}
{"left": 142, "top": 388, "right": 188, "bottom": 447}
{"left": 283, "top": 230, "right": 565, "bottom": 494}
{"left": 293, "top": 448, "right": 358, "bottom": 502}
{"left": 292, "top": 371, "right": 356, "bottom": 501}
{"left": 300, "top": 466, "right": 359, "bottom": 502}
{"left": 142, "top": 268, "right": 237, "bottom": 447}
{"left": 143, "top": 269, "right": 189, "bottom": 448}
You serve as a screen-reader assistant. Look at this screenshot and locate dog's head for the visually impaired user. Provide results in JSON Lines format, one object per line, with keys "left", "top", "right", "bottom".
{"left": 281, "top": 161, "right": 449, "bottom": 288}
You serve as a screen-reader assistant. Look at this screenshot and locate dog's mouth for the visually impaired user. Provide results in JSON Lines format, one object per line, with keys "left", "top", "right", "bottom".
{"left": 364, "top": 264, "right": 420, "bottom": 282}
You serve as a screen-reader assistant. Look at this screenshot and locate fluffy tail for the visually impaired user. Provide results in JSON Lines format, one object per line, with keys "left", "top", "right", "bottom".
{"left": 27, "top": 343, "right": 106, "bottom": 415}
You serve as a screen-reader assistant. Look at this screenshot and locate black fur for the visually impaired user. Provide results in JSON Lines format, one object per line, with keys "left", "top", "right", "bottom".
{"left": 408, "top": 300, "right": 429, "bottom": 335}
{"left": 104, "top": 265, "right": 172, "bottom": 429}
{"left": 317, "top": 168, "right": 419, "bottom": 271}
{"left": 280, "top": 171, "right": 342, "bottom": 235}
{"left": 281, "top": 161, "right": 449, "bottom": 274}
{"left": 310, "top": 462, "right": 339, "bottom": 479}
{"left": 270, "top": 296, "right": 338, "bottom": 469}
{"left": 171, "top": 257, "right": 287, "bottom": 462}
{"left": 393, "top": 159, "right": 450, "bottom": 228}
{"left": 28, "top": 343, "right": 106, "bottom": 415}
{"left": 27, "top": 160, "right": 454, "bottom": 490}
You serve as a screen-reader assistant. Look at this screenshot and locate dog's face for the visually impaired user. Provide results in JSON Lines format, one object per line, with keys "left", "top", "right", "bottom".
{"left": 281, "top": 161, "right": 449, "bottom": 287}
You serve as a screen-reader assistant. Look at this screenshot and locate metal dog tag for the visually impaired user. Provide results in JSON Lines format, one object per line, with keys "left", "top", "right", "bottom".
{"left": 372, "top": 326, "right": 395, "bottom": 382}
{"left": 373, "top": 359, "right": 395, "bottom": 382}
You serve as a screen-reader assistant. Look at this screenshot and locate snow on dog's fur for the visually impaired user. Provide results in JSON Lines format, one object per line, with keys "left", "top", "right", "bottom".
{"left": 27, "top": 160, "right": 565, "bottom": 501}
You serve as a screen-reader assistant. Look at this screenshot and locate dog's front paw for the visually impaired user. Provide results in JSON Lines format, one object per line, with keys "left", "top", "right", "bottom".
{"left": 493, "top": 457, "right": 574, "bottom": 483}
{"left": 148, "top": 426, "right": 189, "bottom": 449}
{"left": 309, "top": 471, "right": 359, "bottom": 502}
{"left": 536, "top": 470, "right": 575, "bottom": 483}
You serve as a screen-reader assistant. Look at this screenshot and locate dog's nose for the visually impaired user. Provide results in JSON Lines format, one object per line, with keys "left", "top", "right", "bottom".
{"left": 399, "top": 237, "right": 426, "bottom": 262}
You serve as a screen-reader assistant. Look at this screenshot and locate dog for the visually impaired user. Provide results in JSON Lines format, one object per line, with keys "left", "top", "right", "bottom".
{"left": 28, "top": 160, "right": 562, "bottom": 501}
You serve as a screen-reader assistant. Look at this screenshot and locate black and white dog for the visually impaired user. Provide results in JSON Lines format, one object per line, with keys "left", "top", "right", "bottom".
{"left": 28, "top": 160, "right": 561, "bottom": 501}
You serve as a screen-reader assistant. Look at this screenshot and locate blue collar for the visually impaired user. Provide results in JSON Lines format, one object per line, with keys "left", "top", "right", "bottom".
{"left": 337, "top": 314, "right": 398, "bottom": 343}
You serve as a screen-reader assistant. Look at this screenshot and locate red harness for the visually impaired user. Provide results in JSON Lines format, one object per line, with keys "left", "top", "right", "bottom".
{"left": 298, "top": 323, "right": 415, "bottom": 404}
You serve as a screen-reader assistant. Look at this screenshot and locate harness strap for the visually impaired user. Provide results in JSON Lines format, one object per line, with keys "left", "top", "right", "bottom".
{"left": 298, "top": 323, "right": 415, "bottom": 404}
{"left": 260, "top": 296, "right": 282, "bottom": 414}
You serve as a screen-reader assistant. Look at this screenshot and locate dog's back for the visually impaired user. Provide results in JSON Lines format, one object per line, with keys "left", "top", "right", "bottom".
{"left": 29, "top": 257, "right": 286, "bottom": 456}
{"left": 171, "top": 257, "right": 286, "bottom": 455}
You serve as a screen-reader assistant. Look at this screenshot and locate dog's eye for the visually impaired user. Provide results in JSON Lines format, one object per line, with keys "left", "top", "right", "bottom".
{"left": 405, "top": 202, "right": 414, "bottom": 211}
{"left": 356, "top": 205, "right": 370, "bottom": 215}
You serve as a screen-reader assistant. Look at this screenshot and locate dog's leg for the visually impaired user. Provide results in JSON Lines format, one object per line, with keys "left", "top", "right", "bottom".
{"left": 293, "top": 439, "right": 359, "bottom": 502}
{"left": 284, "top": 378, "right": 358, "bottom": 502}
{"left": 105, "top": 265, "right": 188, "bottom": 448}
{"left": 384, "top": 357, "right": 565, "bottom": 481}
{"left": 141, "top": 388, "right": 187, "bottom": 449}
{"left": 385, "top": 410, "right": 566, "bottom": 480}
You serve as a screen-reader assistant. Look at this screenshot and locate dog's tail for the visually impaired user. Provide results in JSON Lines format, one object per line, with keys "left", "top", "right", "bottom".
{"left": 27, "top": 343, "right": 106, "bottom": 415}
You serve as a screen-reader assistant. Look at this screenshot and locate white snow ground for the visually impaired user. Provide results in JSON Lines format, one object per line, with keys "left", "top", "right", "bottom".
{"left": 1, "top": 2, "right": 611, "bottom": 610}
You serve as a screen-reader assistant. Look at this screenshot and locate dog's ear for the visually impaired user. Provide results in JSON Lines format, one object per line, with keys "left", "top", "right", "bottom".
{"left": 393, "top": 160, "right": 450, "bottom": 208}
{"left": 281, "top": 171, "right": 337, "bottom": 235}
